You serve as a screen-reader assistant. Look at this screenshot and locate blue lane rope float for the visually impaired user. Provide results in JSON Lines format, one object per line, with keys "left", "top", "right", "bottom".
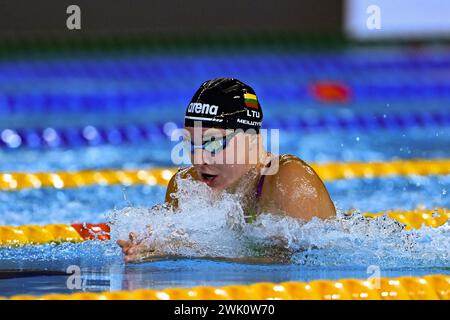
{"left": 2, "top": 51, "right": 450, "bottom": 114}
{"left": 1, "top": 53, "right": 450, "bottom": 83}
{"left": 1, "top": 111, "right": 449, "bottom": 149}
{"left": 2, "top": 84, "right": 450, "bottom": 114}
{"left": 0, "top": 124, "right": 168, "bottom": 148}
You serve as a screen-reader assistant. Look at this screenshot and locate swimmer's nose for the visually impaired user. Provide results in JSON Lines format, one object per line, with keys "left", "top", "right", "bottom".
{"left": 192, "top": 148, "right": 214, "bottom": 165}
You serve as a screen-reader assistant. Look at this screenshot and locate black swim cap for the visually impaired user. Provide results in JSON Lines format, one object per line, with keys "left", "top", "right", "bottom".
{"left": 184, "top": 78, "right": 263, "bottom": 133}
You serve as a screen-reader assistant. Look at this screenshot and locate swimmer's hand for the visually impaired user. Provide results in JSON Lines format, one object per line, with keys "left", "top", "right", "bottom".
{"left": 117, "top": 232, "right": 155, "bottom": 263}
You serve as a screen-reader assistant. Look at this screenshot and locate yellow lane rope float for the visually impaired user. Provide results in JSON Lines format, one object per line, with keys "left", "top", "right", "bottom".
{"left": 1, "top": 158, "right": 449, "bottom": 191}
{"left": 0, "top": 208, "right": 448, "bottom": 246}
{"left": 3, "top": 274, "right": 449, "bottom": 300}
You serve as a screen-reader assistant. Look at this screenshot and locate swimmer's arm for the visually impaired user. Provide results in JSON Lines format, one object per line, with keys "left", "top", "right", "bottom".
{"left": 132, "top": 255, "right": 289, "bottom": 265}
{"left": 119, "top": 234, "right": 289, "bottom": 264}
{"left": 164, "top": 167, "right": 198, "bottom": 209}
{"left": 264, "top": 161, "right": 336, "bottom": 220}
{"left": 164, "top": 173, "right": 179, "bottom": 208}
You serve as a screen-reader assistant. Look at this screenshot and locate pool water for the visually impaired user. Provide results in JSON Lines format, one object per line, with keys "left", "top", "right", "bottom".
{"left": 0, "top": 44, "right": 449, "bottom": 298}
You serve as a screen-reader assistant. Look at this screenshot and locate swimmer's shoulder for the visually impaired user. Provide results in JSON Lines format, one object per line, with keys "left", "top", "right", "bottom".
{"left": 279, "top": 154, "right": 306, "bottom": 166}
{"left": 262, "top": 154, "right": 335, "bottom": 219}
{"left": 266, "top": 154, "right": 315, "bottom": 179}
{"left": 267, "top": 154, "right": 329, "bottom": 191}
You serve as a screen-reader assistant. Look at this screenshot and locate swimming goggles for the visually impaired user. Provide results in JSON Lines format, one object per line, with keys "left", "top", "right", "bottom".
{"left": 185, "top": 131, "right": 240, "bottom": 155}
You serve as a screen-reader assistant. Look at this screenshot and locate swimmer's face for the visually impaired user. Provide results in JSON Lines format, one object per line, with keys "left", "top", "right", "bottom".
{"left": 185, "top": 127, "right": 260, "bottom": 191}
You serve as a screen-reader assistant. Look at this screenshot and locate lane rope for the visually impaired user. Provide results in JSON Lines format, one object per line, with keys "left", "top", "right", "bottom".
{"left": 3, "top": 275, "right": 449, "bottom": 300}
{"left": 1, "top": 111, "right": 449, "bottom": 149}
{"left": 1, "top": 158, "right": 449, "bottom": 191}
{"left": 0, "top": 208, "right": 448, "bottom": 246}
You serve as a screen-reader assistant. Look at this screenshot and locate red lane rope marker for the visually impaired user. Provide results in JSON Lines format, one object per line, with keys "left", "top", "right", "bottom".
{"left": 310, "top": 81, "right": 351, "bottom": 103}
{"left": 71, "top": 223, "right": 110, "bottom": 241}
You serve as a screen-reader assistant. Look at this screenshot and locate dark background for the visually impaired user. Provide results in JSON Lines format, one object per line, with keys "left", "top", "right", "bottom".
{"left": 0, "top": 0, "right": 343, "bottom": 38}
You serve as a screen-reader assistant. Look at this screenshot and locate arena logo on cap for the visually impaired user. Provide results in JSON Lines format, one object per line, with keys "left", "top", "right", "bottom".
{"left": 187, "top": 103, "right": 219, "bottom": 116}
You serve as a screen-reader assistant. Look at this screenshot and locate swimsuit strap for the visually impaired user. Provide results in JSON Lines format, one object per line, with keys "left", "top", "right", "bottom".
{"left": 255, "top": 159, "right": 272, "bottom": 198}
{"left": 256, "top": 174, "right": 265, "bottom": 198}
{"left": 248, "top": 159, "right": 273, "bottom": 222}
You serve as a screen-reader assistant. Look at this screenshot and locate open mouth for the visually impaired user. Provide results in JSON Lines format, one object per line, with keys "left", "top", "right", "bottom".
{"left": 200, "top": 172, "right": 218, "bottom": 185}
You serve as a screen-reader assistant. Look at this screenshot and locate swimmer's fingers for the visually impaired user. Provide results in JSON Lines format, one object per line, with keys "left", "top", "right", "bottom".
{"left": 124, "top": 250, "right": 144, "bottom": 263}
{"left": 128, "top": 232, "right": 144, "bottom": 245}
{"left": 124, "top": 253, "right": 140, "bottom": 263}
{"left": 127, "top": 243, "right": 148, "bottom": 256}
{"left": 124, "top": 244, "right": 154, "bottom": 263}
{"left": 116, "top": 240, "right": 132, "bottom": 254}
{"left": 117, "top": 233, "right": 141, "bottom": 253}
{"left": 124, "top": 250, "right": 153, "bottom": 264}
{"left": 129, "top": 232, "right": 137, "bottom": 242}
{"left": 116, "top": 239, "right": 129, "bottom": 248}
{"left": 117, "top": 232, "right": 142, "bottom": 248}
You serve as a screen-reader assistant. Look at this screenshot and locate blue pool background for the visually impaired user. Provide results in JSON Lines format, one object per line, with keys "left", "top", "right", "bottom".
{"left": 1, "top": 43, "right": 450, "bottom": 297}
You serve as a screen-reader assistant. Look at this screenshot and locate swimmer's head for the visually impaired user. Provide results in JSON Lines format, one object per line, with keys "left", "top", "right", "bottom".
{"left": 184, "top": 78, "right": 266, "bottom": 191}
{"left": 185, "top": 77, "right": 263, "bottom": 132}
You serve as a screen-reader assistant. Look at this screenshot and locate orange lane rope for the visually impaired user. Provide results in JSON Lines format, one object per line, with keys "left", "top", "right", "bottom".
{"left": 3, "top": 274, "right": 449, "bottom": 300}
{"left": 1, "top": 158, "right": 449, "bottom": 191}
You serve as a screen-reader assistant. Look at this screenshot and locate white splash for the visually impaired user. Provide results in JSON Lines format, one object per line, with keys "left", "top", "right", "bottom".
{"left": 108, "top": 178, "right": 450, "bottom": 268}
{"left": 109, "top": 178, "right": 249, "bottom": 258}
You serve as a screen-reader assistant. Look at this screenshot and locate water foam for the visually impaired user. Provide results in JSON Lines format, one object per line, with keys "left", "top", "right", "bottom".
{"left": 109, "top": 178, "right": 249, "bottom": 259}
{"left": 108, "top": 178, "right": 450, "bottom": 268}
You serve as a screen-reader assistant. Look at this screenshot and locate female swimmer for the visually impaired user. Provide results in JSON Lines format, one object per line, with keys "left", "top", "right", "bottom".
{"left": 118, "top": 78, "right": 335, "bottom": 262}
